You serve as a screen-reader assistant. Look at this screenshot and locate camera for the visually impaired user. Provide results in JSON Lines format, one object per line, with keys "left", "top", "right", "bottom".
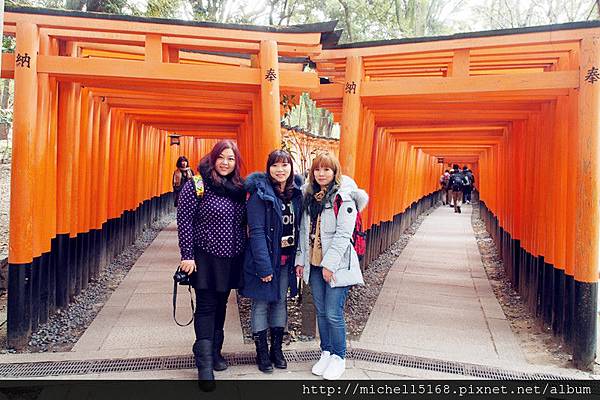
{"left": 281, "top": 235, "right": 295, "bottom": 248}
{"left": 174, "top": 267, "right": 192, "bottom": 286}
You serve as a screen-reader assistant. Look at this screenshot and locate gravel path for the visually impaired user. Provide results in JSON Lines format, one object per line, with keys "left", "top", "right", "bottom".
{"left": 237, "top": 204, "right": 439, "bottom": 344}
{"left": 0, "top": 213, "right": 175, "bottom": 353}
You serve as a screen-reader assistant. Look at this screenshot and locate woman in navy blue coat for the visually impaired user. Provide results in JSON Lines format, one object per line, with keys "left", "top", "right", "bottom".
{"left": 240, "top": 149, "right": 303, "bottom": 373}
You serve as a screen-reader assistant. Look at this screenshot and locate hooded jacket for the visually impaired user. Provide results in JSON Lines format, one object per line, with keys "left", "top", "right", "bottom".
{"left": 296, "top": 175, "right": 369, "bottom": 288}
{"left": 239, "top": 172, "right": 304, "bottom": 302}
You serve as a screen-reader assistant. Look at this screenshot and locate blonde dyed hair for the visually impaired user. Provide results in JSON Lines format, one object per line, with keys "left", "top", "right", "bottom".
{"left": 306, "top": 152, "right": 343, "bottom": 196}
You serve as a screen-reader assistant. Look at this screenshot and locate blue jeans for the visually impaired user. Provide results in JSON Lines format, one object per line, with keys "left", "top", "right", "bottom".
{"left": 251, "top": 265, "right": 289, "bottom": 332}
{"left": 309, "top": 265, "right": 349, "bottom": 359}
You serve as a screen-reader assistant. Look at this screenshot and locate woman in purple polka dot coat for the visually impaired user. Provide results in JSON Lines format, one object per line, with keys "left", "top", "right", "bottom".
{"left": 176, "top": 140, "right": 247, "bottom": 384}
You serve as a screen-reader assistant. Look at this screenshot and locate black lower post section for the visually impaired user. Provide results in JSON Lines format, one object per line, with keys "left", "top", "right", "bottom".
{"left": 564, "top": 274, "right": 575, "bottom": 348}
{"left": 7, "top": 263, "right": 33, "bottom": 349}
{"left": 552, "top": 268, "right": 565, "bottom": 336}
{"left": 573, "top": 280, "right": 598, "bottom": 370}
{"left": 6, "top": 192, "right": 176, "bottom": 349}
{"left": 47, "top": 239, "right": 57, "bottom": 316}
{"left": 542, "top": 261, "right": 554, "bottom": 329}
{"left": 55, "top": 234, "right": 70, "bottom": 309}
{"left": 30, "top": 258, "right": 41, "bottom": 333}
{"left": 512, "top": 239, "right": 520, "bottom": 290}
{"left": 39, "top": 253, "right": 50, "bottom": 325}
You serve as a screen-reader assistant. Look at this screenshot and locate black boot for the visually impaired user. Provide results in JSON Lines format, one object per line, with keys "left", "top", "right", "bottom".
{"left": 269, "top": 327, "right": 287, "bottom": 369}
{"left": 213, "top": 330, "right": 228, "bottom": 371}
{"left": 253, "top": 329, "right": 273, "bottom": 373}
{"left": 193, "top": 340, "right": 215, "bottom": 391}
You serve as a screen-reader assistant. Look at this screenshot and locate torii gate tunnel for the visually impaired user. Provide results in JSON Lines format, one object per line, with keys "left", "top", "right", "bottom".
{"left": 2, "top": 6, "right": 600, "bottom": 369}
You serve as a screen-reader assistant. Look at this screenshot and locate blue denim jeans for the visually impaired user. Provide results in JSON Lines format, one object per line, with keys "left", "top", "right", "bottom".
{"left": 251, "top": 265, "right": 289, "bottom": 333}
{"left": 309, "top": 265, "right": 349, "bottom": 358}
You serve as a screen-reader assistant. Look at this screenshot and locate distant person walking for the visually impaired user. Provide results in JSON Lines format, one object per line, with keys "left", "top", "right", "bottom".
{"left": 462, "top": 166, "right": 475, "bottom": 204}
{"left": 172, "top": 156, "right": 194, "bottom": 207}
{"left": 439, "top": 170, "right": 450, "bottom": 205}
{"left": 449, "top": 164, "right": 466, "bottom": 213}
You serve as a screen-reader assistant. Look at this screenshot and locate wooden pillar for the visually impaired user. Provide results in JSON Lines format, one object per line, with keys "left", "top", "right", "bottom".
{"left": 339, "top": 56, "right": 363, "bottom": 176}
{"left": 259, "top": 40, "right": 281, "bottom": 166}
{"left": 573, "top": 36, "right": 600, "bottom": 370}
{"left": 8, "top": 22, "right": 39, "bottom": 348}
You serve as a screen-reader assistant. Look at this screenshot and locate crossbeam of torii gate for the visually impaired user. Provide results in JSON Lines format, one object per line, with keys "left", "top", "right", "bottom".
{"left": 3, "top": 5, "right": 600, "bottom": 371}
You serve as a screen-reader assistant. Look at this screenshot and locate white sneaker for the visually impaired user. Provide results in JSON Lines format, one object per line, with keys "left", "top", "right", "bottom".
{"left": 311, "top": 351, "right": 332, "bottom": 376}
{"left": 322, "top": 354, "right": 345, "bottom": 380}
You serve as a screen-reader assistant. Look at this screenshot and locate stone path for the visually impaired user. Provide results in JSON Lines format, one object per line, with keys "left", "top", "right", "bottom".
{"left": 359, "top": 203, "right": 527, "bottom": 368}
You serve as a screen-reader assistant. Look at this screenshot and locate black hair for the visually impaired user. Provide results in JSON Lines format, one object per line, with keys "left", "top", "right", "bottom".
{"left": 266, "top": 149, "right": 295, "bottom": 201}
{"left": 176, "top": 156, "right": 189, "bottom": 168}
{"left": 198, "top": 140, "right": 245, "bottom": 194}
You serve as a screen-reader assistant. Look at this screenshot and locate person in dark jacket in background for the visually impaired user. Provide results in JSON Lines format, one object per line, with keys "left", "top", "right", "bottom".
{"left": 240, "top": 149, "right": 303, "bottom": 373}
{"left": 462, "top": 165, "right": 475, "bottom": 204}
{"left": 177, "top": 140, "right": 247, "bottom": 385}
{"left": 172, "top": 156, "right": 194, "bottom": 207}
{"left": 449, "top": 164, "right": 466, "bottom": 213}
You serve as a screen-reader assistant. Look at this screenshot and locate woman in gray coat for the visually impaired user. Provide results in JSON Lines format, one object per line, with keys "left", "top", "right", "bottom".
{"left": 295, "top": 152, "right": 368, "bottom": 380}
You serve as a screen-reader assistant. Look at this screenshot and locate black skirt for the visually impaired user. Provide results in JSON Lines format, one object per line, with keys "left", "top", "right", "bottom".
{"left": 193, "top": 248, "right": 244, "bottom": 292}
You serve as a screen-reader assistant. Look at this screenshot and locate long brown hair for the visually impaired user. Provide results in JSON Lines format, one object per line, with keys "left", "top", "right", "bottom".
{"left": 266, "top": 149, "right": 295, "bottom": 201}
{"left": 198, "top": 140, "right": 244, "bottom": 190}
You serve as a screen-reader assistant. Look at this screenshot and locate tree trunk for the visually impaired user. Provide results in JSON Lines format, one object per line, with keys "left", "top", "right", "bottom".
{"left": 65, "top": 0, "right": 86, "bottom": 10}
{"left": 394, "top": 0, "right": 402, "bottom": 28}
{"left": 0, "top": 80, "right": 10, "bottom": 140}
{"left": 337, "top": 0, "right": 353, "bottom": 42}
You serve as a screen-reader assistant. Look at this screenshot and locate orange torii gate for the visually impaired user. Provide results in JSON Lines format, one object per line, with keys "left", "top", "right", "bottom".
{"left": 313, "top": 22, "right": 600, "bottom": 369}
{"left": 0, "top": 6, "right": 327, "bottom": 349}
{"left": 3, "top": 6, "right": 600, "bottom": 370}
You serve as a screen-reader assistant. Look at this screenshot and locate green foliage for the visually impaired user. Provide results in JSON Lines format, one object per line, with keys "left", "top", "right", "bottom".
{"left": 283, "top": 93, "right": 334, "bottom": 138}
{"left": 86, "top": 0, "right": 129, "bottom": 13}
{"left": 2, "top": 37, "right": 16, "bottom": 53}
{"left": 146, "top": 0, "right": 182, "bottom": 17}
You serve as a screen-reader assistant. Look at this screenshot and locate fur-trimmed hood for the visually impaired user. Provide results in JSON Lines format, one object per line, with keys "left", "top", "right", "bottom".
{"left": 337, "top": 175, "right": 369, "bottom": 212}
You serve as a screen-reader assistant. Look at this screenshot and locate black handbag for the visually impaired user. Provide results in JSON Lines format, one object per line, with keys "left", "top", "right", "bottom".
{"left": 172, "top": 267, "right": 195, "bottom": 327}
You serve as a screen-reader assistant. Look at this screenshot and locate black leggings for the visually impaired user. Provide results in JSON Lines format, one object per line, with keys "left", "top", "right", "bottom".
{"left": 193, "top": 288, "right": 231, "bottom": 341}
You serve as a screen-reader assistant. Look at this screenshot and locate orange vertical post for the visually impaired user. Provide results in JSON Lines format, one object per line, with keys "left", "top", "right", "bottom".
{"left": 259, "top": 40, "right": 281, "bottom": 165}
{"left": 573, "top": 36, "right": 600, "bottom": 369}
{"left": 8, "top": 21, "right": 39, "bottom": 348}
{"left": 339, "top": 56, "right": 363, "bottom": 176}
